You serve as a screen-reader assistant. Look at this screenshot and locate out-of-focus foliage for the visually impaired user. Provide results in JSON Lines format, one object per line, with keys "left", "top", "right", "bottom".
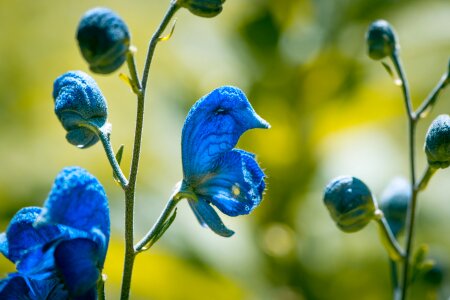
{"left": 0, "top": 0, "right": 449, "bottom": 299}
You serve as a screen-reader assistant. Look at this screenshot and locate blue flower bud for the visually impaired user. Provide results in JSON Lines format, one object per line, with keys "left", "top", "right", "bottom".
{"left": 178, "top": 0, "right": 225, "bottom": 18}
{"left": 324, "top": 176, "right": 376, "bottom": 233}
{"left": 366, "top": 20, "right": 398, "bottom": 60}
{"left": 379, "top": 177, "right": 410, "bottom": 237}
{"left": 53, "top": 71, "right": 108, "bottom": 148}
{"left": 425, "top": 114, "right": 450, "bottom": 169}
{"left": 76, "top": 7, "right": 130, "bottom": 74}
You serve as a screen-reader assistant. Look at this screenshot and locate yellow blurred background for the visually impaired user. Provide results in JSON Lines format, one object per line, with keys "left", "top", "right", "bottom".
{"left": 0, "top": 0, "right": 449, "bottom": 299}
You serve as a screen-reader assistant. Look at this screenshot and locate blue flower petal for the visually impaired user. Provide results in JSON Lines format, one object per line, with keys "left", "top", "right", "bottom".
{"left": 54, "top": 238, "right": 100, "bottom": 297}
{"left": 188, "top": 199, "right": 234, "bottom": 237}
{"left": 182, "top": 86, "right": 269, "bottom": 179}
{"left": 38, "top": 167, "right": 110, "bottom": 246}
{"left": 195, "top": 149, "right": 266, "bottom": 216}
{"left": 1, "top": 207, "right": 62, "bottom": 263}
{"left": 0, "top": 275, "right": 32, "bottom": 300}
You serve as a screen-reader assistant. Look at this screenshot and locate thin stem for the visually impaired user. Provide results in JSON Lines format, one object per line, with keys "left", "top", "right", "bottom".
{"left": 391, "top": 50, "right": 418, "bottom": 300}
{"left": 97, "top": 129, "right": 129, "bottom": 189}
{"left": 79, "top": 123, "right": 128, "bottom": 188}
{"left": 375, "top": 214, "right": 405, "bottom": 261}
{"left": 119, "top": 3, "right": 180, "bottom": 299}
{"left": 140, "top": 2, "right": 179, "bottom": 91}
{"left": 97, "top": 275, "right": 106, "bottom": 300}
{"left": 126, "top": 50, "right": 142, "bottom": 94}
{"left": 416, "top": 166, "right": 437, "bottom": 192}
{"left": 415, "top": 72, "right": 448, "bottom": 119}
{"left": 391, "top": 52, "right": 414, "bottom": 119}
{"left": 389, "top": 259, "right": 401, "bottom": 300}
{"left": 135, "top": 194, "right": 180, "bottom": 252}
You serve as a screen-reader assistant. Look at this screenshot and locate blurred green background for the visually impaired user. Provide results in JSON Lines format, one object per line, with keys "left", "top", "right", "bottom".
{"left": 0, "top": 0, "right": 449, "bottom": 299}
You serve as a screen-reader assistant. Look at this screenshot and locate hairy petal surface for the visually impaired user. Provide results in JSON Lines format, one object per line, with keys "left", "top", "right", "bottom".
{"left": 188, "top": 199, "right": 234, "bottom": 237}
{"left": 182, "top": 86, "right": 269, "bottom": 179}
{"left": 195, "top": 149, "right": 265, "bottom": 216}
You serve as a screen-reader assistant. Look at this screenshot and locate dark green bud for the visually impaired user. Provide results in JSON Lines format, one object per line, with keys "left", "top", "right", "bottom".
{"left": 379, "top": 177, "right": 410, "bottom": 237}
{"left": 424, "top": 114, "right": 450, "bottom": 169}
{"left": 366, "top": 20, "right": 398, "bottom": 60}
{"left": 178, "top": 0, "right": 225, "bottom": 18}
{"left": 324, "top": 176, "right": 376, "bottom": 233}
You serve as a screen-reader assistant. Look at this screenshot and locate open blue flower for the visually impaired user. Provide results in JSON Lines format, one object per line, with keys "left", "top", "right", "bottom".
{"left": 180, "top": 86, "right": 269, "bottom": 237}
{"left": 0, "top": 167, "right": 109, "bottom": 299}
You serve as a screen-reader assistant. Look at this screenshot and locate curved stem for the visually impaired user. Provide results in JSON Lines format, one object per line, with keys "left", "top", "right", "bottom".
{"left": 391, "top": 52, "right": 414, "bottom": 119}
{"left": 135, "top": 194, "right": 180, "bottom": 252}
{"left": 375, "top": 214, "right": 405, "bottom": 261}
{"left": 415, "top": 72, "right": 448, "bottom": 119}
{"left": 140, "top": 2, "right": 179, "bottom": 91}
{"left": 79, "top": 123, "right": 128, "bottom": 189}
{"left": 119, "top": 3, "right": 180, "bottom": 299}
{"left": 126, "top": 50, "right": 142, "bottom": 95}
{"left": 416, "top": 166, "right": 437, "bottom": 192}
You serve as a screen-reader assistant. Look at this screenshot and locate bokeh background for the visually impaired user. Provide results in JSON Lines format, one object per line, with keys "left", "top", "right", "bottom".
{"left": 0, "top": 0, "right": 449, "bottom": 299}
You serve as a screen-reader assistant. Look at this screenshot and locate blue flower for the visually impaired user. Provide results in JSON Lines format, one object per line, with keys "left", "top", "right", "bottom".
{"left": 179, "top": 86, "right": 269, "bottom": 237}
{"left": 379, "top": 177, "right": 410, "bottom": 237}
{"left": 0, "top": 167, "right": 110, "bottom": 299}
{"left": 77, "top": 7, "right": 130, "bottom": 74}
{"left": 53, "top": 71, "right": 108, "bottom": 149}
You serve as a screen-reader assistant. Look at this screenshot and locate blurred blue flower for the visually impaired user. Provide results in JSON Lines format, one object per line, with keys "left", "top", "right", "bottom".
{"left": 53, "top": 71, "right": 108, "bottom": 149}
{"left": 0, "top": 167, "right": 109, "bottom": 299}
{"left": 77, "top": 7, "right": 130, "bottom": 74}
{"left": 379, "top": 177, "right": 410, "bottom": 237}
{"left": 180, "top": 86, "right": 269, "bottom": 237}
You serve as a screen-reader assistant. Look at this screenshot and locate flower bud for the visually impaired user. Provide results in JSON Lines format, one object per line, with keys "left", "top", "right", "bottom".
{"left": 424, "top": 114, "right": 450, "bottom": 169}
{"left": 366, "top": 20, "right": 398, "bottom": 60}
{"left": 53, "top": 71, "right": 108, "bottom": 148}
{"left": 324, "top": 176, "right": 376, "bottom": 233}
{"left": 76, "top": 7, "right": 130, "bottom": 74}
{"left": 178, "top": 0, "right": 225, "bottom": 18}
{"left": 379, "top": 177, "right": 410, "bottom": 237}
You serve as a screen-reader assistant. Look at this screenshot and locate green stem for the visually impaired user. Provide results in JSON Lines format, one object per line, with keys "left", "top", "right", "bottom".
{"left": 140, "top": 1, "right": 179, "bottom": 90}
{"left": 97, "top": 128, "right": 129, "bottom": 189}
{"left": 126, "top": 51, "right": 142, "bottom": 95}
{"left": 97, "top": 275, "right": 106, "bottom": 300}
{"left": 389, "top": 259, "right": 401, "bottom": 300}
{"left": 416, "top": 166, "right": 437, "bottom": 192}
{"left": 391, "top": 51, "right": 418, "bottom": 300}
{"left": 135, "top": 194, "right": 180, "bottom": 252}
{"left": 119, "top": 3, "right": 179, "bottom": 299}
{"left": 415, "top": 72, "right": 448, "bottom": 119}
{"left": 375, "top": 213, "right": 405, "bottom": 261}
{"left": 79, "top": 123, "right": 128, "bottom": 189}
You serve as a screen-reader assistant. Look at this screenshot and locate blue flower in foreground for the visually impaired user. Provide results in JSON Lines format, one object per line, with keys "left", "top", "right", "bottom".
{"left": 179, "top": 86, "right": 270, "bottom": 237}
{"left": 53, "top": 71, "right": 108, "bottom": 149}
{"left": 0, "top": 167, "right": 109, "bottom": 299}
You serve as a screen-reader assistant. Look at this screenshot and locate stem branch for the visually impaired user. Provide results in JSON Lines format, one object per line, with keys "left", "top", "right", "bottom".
{"left": 119, "top": 3, "right": 179, "bottom": 299}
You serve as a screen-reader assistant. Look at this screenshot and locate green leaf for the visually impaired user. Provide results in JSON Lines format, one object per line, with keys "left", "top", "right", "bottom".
{"left": 113, "top": 144, "right": 124, "bottom": 184}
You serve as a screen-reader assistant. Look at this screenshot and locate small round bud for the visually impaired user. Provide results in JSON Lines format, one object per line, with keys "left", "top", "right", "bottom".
{"left": 424, "top": 114, "right": 450, "bottom": 169}
{"left": 324, "top": 176, "right": 376, "bottom": 233}
{"left": 366, "top": 20, "right": 398, "bottom": 60}
{"left": 178, "top": 0, "right": 225, "bottom": 18}
{"left": 76, "top": 7, "right": 130, "bottom": 74}
{"left": 53, "top": 71, "right": 108, "bottom": 148}
{"left": 379, "top": 177, "right": 410, "bottom": 237}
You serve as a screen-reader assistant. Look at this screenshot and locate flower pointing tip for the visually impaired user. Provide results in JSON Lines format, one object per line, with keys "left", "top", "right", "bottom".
{"left": 181, "top": 86, "right": 268, "bottom": 236}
